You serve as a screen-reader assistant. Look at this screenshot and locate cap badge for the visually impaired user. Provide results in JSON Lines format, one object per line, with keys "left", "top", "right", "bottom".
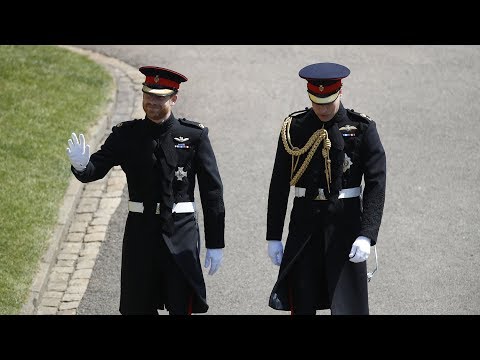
{"left": 154, "top": 75, "right": 160, "bottom": 83}
{"left": 175, "top": 167, "right": 188, "bottom": 181}
{"left": 318, "top": 84, "right": 324, "bottom": 92}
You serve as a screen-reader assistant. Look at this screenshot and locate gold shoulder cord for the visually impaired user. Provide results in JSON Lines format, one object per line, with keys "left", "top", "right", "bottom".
{"left": 281, "top": 116, "right": 332, "bottom": 192}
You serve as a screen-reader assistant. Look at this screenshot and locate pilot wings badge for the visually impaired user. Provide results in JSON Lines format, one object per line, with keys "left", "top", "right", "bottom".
{"left": 339, "top": 124, "right": 357, "bottom": 137}
{"left": 174, "top": 136, "right": 190, "bottom": 149}
{"left": 174, "top": 136, "right": 189, "bottom": 142}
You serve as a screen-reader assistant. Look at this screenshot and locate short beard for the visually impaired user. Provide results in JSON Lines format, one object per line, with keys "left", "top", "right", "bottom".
{"left": 146, "top": 105, "right": 170, "bottom": 122}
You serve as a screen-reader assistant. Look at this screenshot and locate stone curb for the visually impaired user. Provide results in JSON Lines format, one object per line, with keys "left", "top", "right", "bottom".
{"left": 20, "top": 46, "right": 143, "bottom": 314}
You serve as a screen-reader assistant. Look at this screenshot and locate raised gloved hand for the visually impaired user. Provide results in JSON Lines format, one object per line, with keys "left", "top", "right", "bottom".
{"left": 66, "top": 132, "right": 90, "bottom": 172}
{"left": 349, "top": 236, "right": 371, "bottom": 263}
{"left": 204, "top": 248, "right": 223, "bottom": 275}
{"left": 268, "top": 240, "right": 283, "bottom": 266}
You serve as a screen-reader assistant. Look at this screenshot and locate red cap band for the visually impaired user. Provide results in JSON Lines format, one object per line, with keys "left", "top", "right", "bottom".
{"left": 307, "top": 80, "right": 342, "bottom": 95}
{"left": 144, "top": 76, "right": 180, "bottom": 89}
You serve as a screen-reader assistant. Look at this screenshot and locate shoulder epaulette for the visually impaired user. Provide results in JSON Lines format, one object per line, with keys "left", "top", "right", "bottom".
{"left": 115, "top": 119, "right": 140, "bottom": 128}
{"left": 178, "top": 118, "right": 205, "bottom": 129}
{"left": 346, "top": 108, "right": 373, "bottom": 123}
{"left": 288, "top": 107, "right": 310, "bottom": 118}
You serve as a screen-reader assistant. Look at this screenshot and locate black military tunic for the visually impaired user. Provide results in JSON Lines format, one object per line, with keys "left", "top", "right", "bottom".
{"left": 266, "top": 103, "right": 386, "bottom": 314}
{"left": 72, "top": 113, "right": 225, "bottom": 314}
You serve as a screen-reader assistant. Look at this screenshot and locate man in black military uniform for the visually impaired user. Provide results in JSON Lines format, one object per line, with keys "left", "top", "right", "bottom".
{"left": 266, "top": 62, "right": 386, "bottom": 315}
{"left": 66, "top": 66, "right": 225, "bottom": 315}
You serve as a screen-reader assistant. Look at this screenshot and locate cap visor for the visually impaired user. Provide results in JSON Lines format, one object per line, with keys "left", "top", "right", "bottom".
{"left": 142, "top": 85, "right": 175, "bottom": 96}
{"left": 308, "top": 91, "right": 340, "bottom": 105}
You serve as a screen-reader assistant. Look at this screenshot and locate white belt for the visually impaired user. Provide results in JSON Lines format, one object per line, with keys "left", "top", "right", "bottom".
{"left": 294, "top": 186, "right": 362, "bottom": 200}
{"left": 128, "top": 201, "right": 195, "bottom": 214}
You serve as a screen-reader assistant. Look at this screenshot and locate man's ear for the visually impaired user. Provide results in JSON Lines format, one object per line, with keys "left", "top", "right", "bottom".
{"left": 170, "top": 94, "right": 178, "bottom": 105}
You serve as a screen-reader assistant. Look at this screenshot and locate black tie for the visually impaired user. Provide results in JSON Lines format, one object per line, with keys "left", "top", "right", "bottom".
{"left": 153, "top": 136, "right": 175, "bottom": 236}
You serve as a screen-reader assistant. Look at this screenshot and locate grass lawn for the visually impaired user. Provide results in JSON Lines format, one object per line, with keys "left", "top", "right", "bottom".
{"left": 0, "top": 45, "right": 113, "bottom": 314}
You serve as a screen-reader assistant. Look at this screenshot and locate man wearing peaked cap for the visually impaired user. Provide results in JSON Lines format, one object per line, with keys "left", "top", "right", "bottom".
{"left": 299, "top": 62, "right": 350, "bottom": 105}
{"left": 139, "top": 66, "right": 188, "bottom": 97}
{"left": 266, "top": 62, "right": 387, "bottom": 315}
{"left": 66, "top": 66, "right": 225, "bottom": 315}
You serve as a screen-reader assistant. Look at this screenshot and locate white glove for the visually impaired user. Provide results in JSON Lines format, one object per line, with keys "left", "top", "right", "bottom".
{"left": 66, "top": 132, "right": 90, "bottom": 172}
{"left": 349, "top": 236, "right": 371, "bottom": 263}
{"left": 204, "top": 248, "right": 223, "bottom": 275}
{"left": 268, "top": 240, "right": 283, "bottom": 266}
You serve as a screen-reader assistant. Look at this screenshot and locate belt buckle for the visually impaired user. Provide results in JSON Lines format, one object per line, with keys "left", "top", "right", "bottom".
{"left": 314, "top": 189, "right": 327, "bottom": 201}
{"left": 142, "top": 202, "right": 158, "bottom": 214}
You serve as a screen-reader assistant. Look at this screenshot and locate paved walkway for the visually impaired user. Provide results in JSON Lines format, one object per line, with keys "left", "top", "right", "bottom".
{"left": 21, "top": 46, "right": 144, "bottom": 315}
